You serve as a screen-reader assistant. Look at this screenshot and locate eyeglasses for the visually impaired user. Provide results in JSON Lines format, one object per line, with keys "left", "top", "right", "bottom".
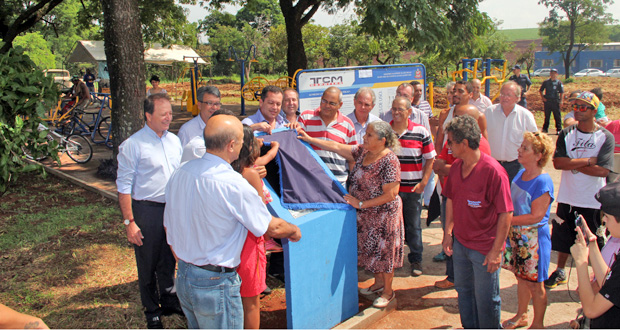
{"left": 320, "top": 99, "right": 339, "bottom": 107}
{"left": 573, "top": 104, "right": 593, "bottom": 112}
{"left": 499, "top": 93, "right": 516, "bottom": 98}
{"left": 198, "top": 100, "right": 222, "bottom": 107}
{"left": 391, "top": 107, "right": 408, "bottom": 112}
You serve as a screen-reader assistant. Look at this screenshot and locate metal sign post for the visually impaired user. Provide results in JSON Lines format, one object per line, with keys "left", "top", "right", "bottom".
{"left": 227, "top": 45, "right": 258, "bottom": 116}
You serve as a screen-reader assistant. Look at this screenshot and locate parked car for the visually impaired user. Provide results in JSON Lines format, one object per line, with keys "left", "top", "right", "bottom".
{"left": 574, "top": 68, "right": 605, "bottom": 77}
{"left": 43, "top": 69, "right": 72, "bottom": 89}
{"left": 605, "top": 68, "right": 620, "bottom": 78}
{"left": 532, "top": 68, "right": 552, "bottom": 77}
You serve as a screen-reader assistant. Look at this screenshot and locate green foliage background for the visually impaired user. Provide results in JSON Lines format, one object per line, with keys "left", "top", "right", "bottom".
{"left": 0, "top": 48, "right": 60, "bottom": 193}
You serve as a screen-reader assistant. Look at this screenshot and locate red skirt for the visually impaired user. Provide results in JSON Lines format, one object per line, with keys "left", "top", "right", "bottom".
{"left": 237, "top": 232, "right": 267, "bottom": 297}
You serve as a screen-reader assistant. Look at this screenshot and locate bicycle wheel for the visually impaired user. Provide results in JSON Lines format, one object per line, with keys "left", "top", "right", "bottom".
{"left": 96, "top": 116, "right": 113, "bottom": 148}
{"left": 21, "top": 133, "right": 54, "bottom": 161}
{"left": 65, "top": 134, "right": 93, "bottom": 164}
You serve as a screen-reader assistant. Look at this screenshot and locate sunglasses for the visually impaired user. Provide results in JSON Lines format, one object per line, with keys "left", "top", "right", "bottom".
{"left": 572, "top": 104, "right": 594, "bottom": 112}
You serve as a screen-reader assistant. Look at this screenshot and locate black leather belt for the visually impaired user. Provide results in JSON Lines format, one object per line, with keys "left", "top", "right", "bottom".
{"left": 132, "top": 199, "right": 165, "bottom": 207}
{"left": 198, "top": 264, "right": 236, "bottom": 273}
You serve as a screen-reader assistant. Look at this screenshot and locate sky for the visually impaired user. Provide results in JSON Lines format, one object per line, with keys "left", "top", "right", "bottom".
{"left": 182, "top": 0, "right": 620, "bottom": 30}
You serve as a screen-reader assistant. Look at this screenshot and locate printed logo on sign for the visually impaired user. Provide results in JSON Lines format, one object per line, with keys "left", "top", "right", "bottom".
{"left": 467, "top": 199, "right": 482, "bottom": 208}
{"left": 309, "top": 76, "right": 344, "bottom": 87}
{"left": 415, "top": 69, "right": 422, "bottom": 79}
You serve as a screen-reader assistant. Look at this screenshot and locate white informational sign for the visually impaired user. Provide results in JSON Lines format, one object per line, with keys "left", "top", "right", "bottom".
{"left": 296, "top": 64, "right": 426, "bottom": 117}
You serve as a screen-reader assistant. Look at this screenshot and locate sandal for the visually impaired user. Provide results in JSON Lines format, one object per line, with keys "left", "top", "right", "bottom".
{"left": 359, "top": 286, "right": 383, "bottom": 295}
{"left": 373, "top": 291, "right": 396, "bottom": 308}
{"left": 501, "top": 318, "right": 528, "bottom": 329}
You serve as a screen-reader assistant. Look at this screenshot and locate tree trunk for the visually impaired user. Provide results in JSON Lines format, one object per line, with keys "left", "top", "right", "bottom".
{"left": 101, "top": 0, "right": 146, "bottom": 159}
{"left": 284, "top": 15, "right": 307, "bottom": 78}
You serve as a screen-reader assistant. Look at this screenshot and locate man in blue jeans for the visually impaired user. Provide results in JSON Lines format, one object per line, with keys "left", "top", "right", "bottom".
{"left": 164, "top": 115, "right": 301, "bottom": 329}
{"left": 389, "top": 97, "right": 436, "bottom": 276}
{"left": 442, "top": 115, "right": 513, "bottom": 328}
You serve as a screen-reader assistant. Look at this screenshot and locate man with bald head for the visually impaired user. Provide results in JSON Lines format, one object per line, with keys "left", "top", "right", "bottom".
{"left": 299, "top": 87, "right": 356, "bottom": 186}
{"left": 164, "top": 115, "right": 301, "bottom": 329}
{"left": 468, "top": 79, "right": 492, "bottom": 112}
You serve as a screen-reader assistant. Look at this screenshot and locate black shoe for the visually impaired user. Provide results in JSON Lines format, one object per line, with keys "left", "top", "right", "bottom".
{"left": 162, "top": 304, "right": 184, "bottom": 317}
{"left": 147, "top": 316, "right": 163, "bottom": 329}
{"left": 544, "top": 269, "right": 567, "bottom": 288}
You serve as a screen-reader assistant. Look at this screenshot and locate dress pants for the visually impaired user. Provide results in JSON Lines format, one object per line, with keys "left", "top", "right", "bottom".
{"left": 132, "top": 200, "right": 179, "bottom": 319}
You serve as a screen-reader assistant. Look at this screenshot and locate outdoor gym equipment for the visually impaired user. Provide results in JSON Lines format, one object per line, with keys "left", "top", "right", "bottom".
{"left": 178, "top": 56, "right": 204, "bottom": 116}
{"left": 228, "top": 45, "right": 258, "bottom": 116}
{"left": 451, "top": 58, "right": 508, "bottom": 101}
{"left": 241, "top": 76, "right": 296, "bottom": 102}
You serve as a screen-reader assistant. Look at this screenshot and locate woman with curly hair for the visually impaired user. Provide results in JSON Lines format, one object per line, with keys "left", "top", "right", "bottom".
{"left": 502, "top": 131, "right": 555, "bottom": 329}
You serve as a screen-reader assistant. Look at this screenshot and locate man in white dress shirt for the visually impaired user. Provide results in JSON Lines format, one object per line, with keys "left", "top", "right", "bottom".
{"left": 164, "top": 115, "right": 301, "bottom": 329}
{"left": 485, "top": 81, "right": 538, "bottom": 182}
{"left": 177, "top": 86, "right": 221, "bottom": 146}
{"left": 116, "top": 94, "right": 184, "bottom": 328}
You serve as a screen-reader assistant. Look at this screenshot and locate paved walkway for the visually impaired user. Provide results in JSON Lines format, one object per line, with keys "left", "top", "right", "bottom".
{"left": 38, "top": 104, "right": 586, "bottom": 329}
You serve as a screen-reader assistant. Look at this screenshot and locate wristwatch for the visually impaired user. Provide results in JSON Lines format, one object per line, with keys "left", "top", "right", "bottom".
{"left": 123, "top": 218, "right": 134, "bottom": 226}
{"left": 358, "top": 201, "right": 363, "bottom": 209}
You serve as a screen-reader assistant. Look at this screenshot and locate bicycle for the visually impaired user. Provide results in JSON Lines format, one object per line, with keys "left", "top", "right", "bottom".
{"left": 23, "top": 123, "right": 93, "bottom": 164}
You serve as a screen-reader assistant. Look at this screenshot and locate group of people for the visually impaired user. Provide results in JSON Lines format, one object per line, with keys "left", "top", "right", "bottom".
{"left": 115, "top": 76, "right": 617, "bottom": 329}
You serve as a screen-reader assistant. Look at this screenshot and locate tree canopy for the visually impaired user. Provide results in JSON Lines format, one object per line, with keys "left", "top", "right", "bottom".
{"left": 538, "top": 0, "right": 615, "bottom": 78}
{"left": 196, "top": 0, "right": 493, "bottom": 77}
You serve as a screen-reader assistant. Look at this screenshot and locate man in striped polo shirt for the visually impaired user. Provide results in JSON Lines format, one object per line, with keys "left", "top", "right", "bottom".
{"left": 390, "top": 96, "right": 436, "bottom": 276}
{"left": 298, "top": 87, "right": 357, "bottom": 187}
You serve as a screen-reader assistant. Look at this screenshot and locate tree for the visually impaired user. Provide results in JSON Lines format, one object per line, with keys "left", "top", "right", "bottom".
{"left": 539, "top": 0, "right": 615, "bottom": 78}
{"left": 608, "top": 24, "right": 620, "bottom": 41}
{"left": 0, "top": 0, "right": 65, "bottom": 53}
{"left": 199, "top": 0, "right": 491, "bottom": 77}
{"left": 13, "top": 32, "right": 56, "bottom": 69}
{"left": 101, "top": 0, "right": 146, "bottom": 157}
{"left": 514, "top": 42, "right": 538, "bottom": 77}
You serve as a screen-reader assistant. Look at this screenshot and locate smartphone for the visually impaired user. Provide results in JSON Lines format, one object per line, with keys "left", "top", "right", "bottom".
{"left": 574, "top": 211, "right": 588, "bottom": 236}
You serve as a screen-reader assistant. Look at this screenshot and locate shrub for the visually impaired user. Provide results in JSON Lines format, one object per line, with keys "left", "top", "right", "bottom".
{"left": 0, "top": 47, "right": 60, "bottom": 193}
{"left": 564, "top": 77, "right": 575, "bottom": 84}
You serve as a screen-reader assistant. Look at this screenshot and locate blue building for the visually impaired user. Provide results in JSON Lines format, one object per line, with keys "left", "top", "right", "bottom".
{"left": 534, "top": 42, "right": 620, "bottom": 74}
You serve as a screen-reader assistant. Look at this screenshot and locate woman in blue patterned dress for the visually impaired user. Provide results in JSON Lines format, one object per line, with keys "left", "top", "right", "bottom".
{"left": 502, "top": 132, "right": 555, "bottom": 329}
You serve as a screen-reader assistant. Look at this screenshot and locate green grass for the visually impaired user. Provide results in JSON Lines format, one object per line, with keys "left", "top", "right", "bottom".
{"left": 0, "top": 174, "right": 190, "bottom": 329}
{"left": 498, "top": 28, "right": 540, "bottom": 41}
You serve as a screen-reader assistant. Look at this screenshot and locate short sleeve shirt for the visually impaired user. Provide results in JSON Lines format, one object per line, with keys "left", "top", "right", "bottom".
{"left": 442, "top": 153, "right": 514, "bottom": 255}
{"left": 603, "top": 120, "right": 620, "bottom": 153}
{"left": 485, "top": 103, "right": 538, "bottom": 162}
{"left": 554, "top": 125, "right": 615, "bottom": 208}
{"left": 539, "top": 79, "right": 564, "bottom": 101}
{"left": 509, "top": 74, "right": 532, "bottom": 98}
{"left": 298, "top": 109, "right": 356, "bottom": 185}
{"left": 511, "top": 169, "right": 555, "bottom": 227}
{"left": 164, "top": 153, "right": 271, "bottom": 268}
{"left": 393, "top": 119, "right": 436, "bottom": 192}
{"left": 590, "top": 256, "right": 620, "bottom": 328}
